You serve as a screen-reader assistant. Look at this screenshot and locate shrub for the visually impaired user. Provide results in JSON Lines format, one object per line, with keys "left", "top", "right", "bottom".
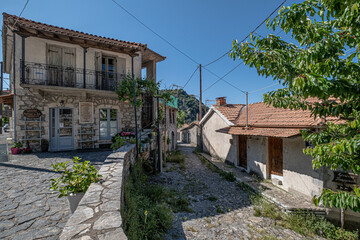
{"left": 50, "top": 157, "right": 101, "bottom": 197}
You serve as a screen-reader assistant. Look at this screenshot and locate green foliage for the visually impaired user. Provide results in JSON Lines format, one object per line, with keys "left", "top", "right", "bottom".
{"left": 116, "top": 75, "right": 172, "bottom": 107}
{"left": 111, "top": 136, "right": 137, "bottom": 150}
{"left": 166, "top": 150, "right": 186, "bottom": 170}
{"left": 231, "top": 0, "right": 360, "bottom": 213}
{"left": 177, "top": 110, "right": 186, "bottom": 128}
{"left": 122, "top": 159, "right": 173, "bottom": 240}
{"left": 252, "top": 195, "right": 358, "bottom": 240}
{"left": 50, "top": 157, "right": 101, "bottom": 198}
{"left": 12, "top": 142, "right": 22, "bottom": 148}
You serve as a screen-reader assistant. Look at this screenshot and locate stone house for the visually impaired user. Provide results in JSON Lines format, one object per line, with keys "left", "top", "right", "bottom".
{"left": 1, "top": 13, "right": 165, "bottom": 151}
{"left": 179, "top": 121, "right": 200, "bottom": 146}
{"left": 160, "top": 96, "right": 177, "bottom": 152}
{"left": 208, "top": 99, "right": 359, "bottom": 224}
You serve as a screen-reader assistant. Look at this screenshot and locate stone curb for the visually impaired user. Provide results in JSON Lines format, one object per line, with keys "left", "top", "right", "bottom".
{"left": 198, "top": 152, "right": 326, "bottom": 215}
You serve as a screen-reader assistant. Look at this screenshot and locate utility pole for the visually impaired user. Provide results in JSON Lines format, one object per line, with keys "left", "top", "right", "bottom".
{"left": 131, "top": 56, "right": 138, "bottom": 157}
{"left": 199, "top": 64, "right": 202, "bottom": 121}
{"left": 156, "top": 91, "right": 162, "bottom": 172}
{"left": 246, "top": 91, "right": 248, "bottom": 129}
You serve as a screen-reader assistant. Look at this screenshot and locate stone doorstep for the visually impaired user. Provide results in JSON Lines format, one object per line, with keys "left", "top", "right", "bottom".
{"left": 198, "top": 152, "right": 326, "bottom": 215}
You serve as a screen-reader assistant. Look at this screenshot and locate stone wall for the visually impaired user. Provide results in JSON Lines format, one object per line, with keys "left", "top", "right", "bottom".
{"left": 59, "top": 144, "right": 136, "bottom": 240}
{"left": 13, "top": 88, "right": 140, "bottom": 151}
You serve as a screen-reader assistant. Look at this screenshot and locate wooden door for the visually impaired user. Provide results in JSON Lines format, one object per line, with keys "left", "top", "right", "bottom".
{"left": 268, "top": 137, "right": 283, "bottom": 176}
{"left": 238, "top": 135, "right": 247, "bottom": 168}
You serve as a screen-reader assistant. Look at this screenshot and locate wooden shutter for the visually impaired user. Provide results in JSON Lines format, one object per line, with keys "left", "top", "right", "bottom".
{"left": 61, "top": 47, "right": 76, "bottom": 87}
{"left": 46, "top": 45, "right": 62, "bottom": 85}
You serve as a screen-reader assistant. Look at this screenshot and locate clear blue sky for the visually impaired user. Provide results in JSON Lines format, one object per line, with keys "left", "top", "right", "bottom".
{"left": 1, "top": 0, "right": 298, "bottom": 104}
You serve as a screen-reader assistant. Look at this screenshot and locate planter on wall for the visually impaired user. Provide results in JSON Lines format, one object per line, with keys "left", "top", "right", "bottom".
{"left": 67, "top": 192, "right": 85, "bottom": 213}
{"left": 11, "top": 148, "right": 20, "bottom": 155}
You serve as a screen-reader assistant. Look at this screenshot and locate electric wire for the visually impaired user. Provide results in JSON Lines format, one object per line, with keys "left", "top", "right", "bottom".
{"left": 249, "top": 83, "right": 279, "bottom": 94}
{"left": 182, "top": 66, "right": 199, "bottom": 89}
{"left": 203, "top": 0, "right": 288, "bottom": 67}
{"left": 12, "top": 0, "right": 30, "bottom": 28}
{"left": 110, "top": 0, "right": 200, "bottom": 65}
{"left": 202, "top": 63, "right": 246, "bottom": 93}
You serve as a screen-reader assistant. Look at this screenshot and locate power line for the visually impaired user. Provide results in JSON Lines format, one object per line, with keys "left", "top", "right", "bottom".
{"left": 249, "top": 83, "right": 279, "bottom": 94}
{"left": 110, "top": 0, "right": 199, "bottom": 65}
{"left": 203, "top": 0, "right": 288, "bottom": 67}
{"left": 202, "top": 63, "right": 245, "bottom": 93}
{"left": 12, "top": 0, "right": 30, "bottom": 28}
{"left": 183, "top": 66, "right": 199, "bottom": 89}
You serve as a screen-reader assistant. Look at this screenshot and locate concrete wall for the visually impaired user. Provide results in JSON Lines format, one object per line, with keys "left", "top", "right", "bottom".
{"left": 282, "top": 137, "right": 324, "bottom": 197}
{"left": 247, "top": 136, "right": 267, "bottom": 177}
{"left": 202, "top": 112, "right": 237, "bottom": 164}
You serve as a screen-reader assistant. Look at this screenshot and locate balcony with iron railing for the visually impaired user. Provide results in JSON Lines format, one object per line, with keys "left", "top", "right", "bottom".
{"left": 20, "top": 61, "right": 125, "bottom": 91}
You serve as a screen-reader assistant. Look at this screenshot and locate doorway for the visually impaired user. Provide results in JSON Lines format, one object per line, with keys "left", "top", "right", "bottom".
{"left": 238, "top": 135, "right": 247, "bottom": 168}
{"left": 50, "top": 108, "right": 74, "bottom": 151}
{"left": 268, "top": 137, "right": 283, "bottom": 176}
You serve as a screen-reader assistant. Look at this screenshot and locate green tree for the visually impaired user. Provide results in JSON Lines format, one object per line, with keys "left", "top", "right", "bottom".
{"left": 177, "top": 110, "right": 186, "bottom": 128}
{"left": 230, "top": 0, "right": 360, "bottom": 224}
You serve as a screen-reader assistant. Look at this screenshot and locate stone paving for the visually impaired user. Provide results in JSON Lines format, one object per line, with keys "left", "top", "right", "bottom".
{"left": 151, "top": 144, "right": 324, "bottom": 240}
{"left": 0, "top": 150, "right": 111, "bottom": 240}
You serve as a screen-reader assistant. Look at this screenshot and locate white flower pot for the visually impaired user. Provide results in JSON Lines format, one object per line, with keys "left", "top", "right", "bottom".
{"left": 67, "top": 192, "right": 85, "bottom": 213}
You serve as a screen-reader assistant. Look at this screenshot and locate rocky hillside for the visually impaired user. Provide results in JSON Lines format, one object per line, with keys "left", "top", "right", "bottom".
{"left": 170, "top": 89, "right": 208, "bottom": 124}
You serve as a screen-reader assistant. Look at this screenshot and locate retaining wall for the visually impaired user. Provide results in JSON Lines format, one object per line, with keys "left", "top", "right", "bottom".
{"left": 60, "top": 144, "right": 136, "bottom": 240}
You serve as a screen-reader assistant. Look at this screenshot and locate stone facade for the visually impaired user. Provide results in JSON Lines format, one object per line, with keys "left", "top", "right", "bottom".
{"left": 14, "top": 88, "right": 140, "bottom": 151}
{"left": 160, "top": 105, "right": 177, "bottom": 152}
{"left": 4, "top": 21, "right": 163, "bottom": 152}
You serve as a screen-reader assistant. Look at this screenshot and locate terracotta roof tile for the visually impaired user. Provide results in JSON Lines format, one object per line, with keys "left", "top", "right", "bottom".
{"left": 235, "top": 102, "right": 344, "bottom": 128}
{"left": 3, "top": 12, "right": 146, "bottom": 51}
{"left": 217, "top": 127, "right": 301, "bottom": 138}
{"left": 213, "top": 104, "right": 245, "bottom": 123}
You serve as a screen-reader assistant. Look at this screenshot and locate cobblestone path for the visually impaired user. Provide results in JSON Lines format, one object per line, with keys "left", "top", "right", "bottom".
{"left": 0, "top": 150, "right": 111, "bottom": 240}
{"left": 151, "top": 144, "right": 321, "bottom": 240}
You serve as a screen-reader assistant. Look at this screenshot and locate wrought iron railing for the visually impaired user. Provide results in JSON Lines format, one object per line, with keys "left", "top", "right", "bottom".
{"left": 20, "top": 61, "right": 125, "bottom": 91}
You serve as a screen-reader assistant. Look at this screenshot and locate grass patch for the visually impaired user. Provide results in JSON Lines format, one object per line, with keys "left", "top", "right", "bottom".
{"left": 122, "top": 159, "right": 173, "bottom": 240}
{"left": 166, "top": 150, "right": 186, "bottom": 170}
{"left": 251, "top": 195, "right": 358, "bottom": 240}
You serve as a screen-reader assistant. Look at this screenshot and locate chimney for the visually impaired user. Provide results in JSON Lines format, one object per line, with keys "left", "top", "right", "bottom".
{"left": 216, "top": 97, "right": 227, "bottom": 106}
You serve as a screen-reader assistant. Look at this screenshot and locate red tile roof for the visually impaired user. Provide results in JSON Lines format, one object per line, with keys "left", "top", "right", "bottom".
{"left": 213, "top": 104, "right": 245, "bottom": 124}
{"left": 217, "top": 127, "right": 301, "bottom": 138}
{"left": 235, "top": 102, "right": 344, "bottom": 128}
{"left": 3, "top": 12, "right": 145, "bottom": 51}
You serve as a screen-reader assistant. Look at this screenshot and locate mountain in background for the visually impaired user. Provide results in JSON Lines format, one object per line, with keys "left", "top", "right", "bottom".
{"left": 170, "top": 89, "right": 208, "bottom": 125}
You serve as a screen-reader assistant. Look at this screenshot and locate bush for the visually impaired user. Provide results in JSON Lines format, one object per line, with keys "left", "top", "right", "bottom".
{"left": 166, "top": 150, "right": 186, "bottom": 170}
{"left": 122, "top": 159, "right": 173, "bottom": 240}
{"left": 50, "top": 157, "right": 101, "bottom": 197}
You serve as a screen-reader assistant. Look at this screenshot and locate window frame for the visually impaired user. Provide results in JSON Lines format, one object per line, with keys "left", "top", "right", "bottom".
{"left": 99, "top": 108, "right": 118, "bottom": 140}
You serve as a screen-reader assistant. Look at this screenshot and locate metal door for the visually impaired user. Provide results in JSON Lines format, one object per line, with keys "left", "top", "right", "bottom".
{"left": 50, "top": 108, "right": 74, "bottom": 151}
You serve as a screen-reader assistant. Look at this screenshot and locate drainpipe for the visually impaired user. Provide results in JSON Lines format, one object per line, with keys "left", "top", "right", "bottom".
{"left": 83, "top": 47, "right": 86, "bottom": 88}
{"left": 13, "top": 32, "right": 17, "bottom": 142}
{"left": 131, "top": 56, "right": 138, "bottom": 158}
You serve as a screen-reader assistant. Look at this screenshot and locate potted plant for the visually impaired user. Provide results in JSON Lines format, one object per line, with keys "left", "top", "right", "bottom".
{"left": 50, "top": 156, "right": 102, "bottom": 213}
{"left": 41, "top": 139, "right": 49, "bottom": 152}
{"left": 11, "top": 142, "right": 23, "bottom": 155}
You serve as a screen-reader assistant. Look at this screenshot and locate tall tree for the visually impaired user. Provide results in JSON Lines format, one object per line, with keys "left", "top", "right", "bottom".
{"left": 230, "top": 0, "right": 360, "bottom": 223}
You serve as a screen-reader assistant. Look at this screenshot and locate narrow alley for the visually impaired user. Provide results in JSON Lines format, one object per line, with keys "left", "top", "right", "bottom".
{"left": 151, "top": 144, "right": 323, "bottom": 240}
